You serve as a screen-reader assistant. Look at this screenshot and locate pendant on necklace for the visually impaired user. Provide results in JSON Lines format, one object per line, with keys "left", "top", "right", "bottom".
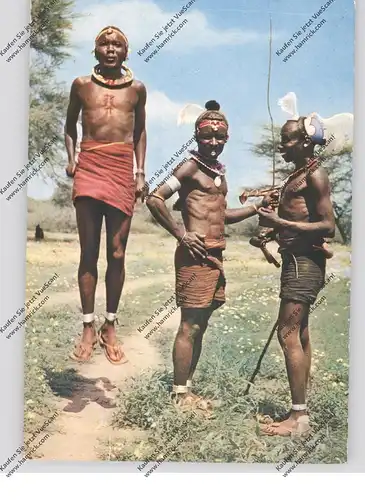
{"left": 214, "top": 176, "right": 222, "bottom": 187}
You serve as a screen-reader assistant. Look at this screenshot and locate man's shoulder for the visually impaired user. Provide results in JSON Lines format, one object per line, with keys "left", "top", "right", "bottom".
{"left": 307, "top": 163, "right": 328, "bottom": 180}
{"left": 173, "top": 158, "right": 199, "bottom": 181}
{"left": 132, "top": 79, "right": 146, "bottom": 92}
{"left": 72, "top": 75, "right": 91, "bottom": 87}
{"left": 306, "top": 163, "right": 330, "bottom": 192}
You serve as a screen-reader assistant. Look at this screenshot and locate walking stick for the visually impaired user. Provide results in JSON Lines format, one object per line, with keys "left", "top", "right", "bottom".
{"left": 244, "top": 319, "right": 278, "bottom": 396}
{"left": 244, "top": 16, "right": 279, "bottom": 397}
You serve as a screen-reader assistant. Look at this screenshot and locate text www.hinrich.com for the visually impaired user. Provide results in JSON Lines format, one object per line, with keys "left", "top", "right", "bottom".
{"left": 283, "top": 19, "right": 326, "bottom": 62}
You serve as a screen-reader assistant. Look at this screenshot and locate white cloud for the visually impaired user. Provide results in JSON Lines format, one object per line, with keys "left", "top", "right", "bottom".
{"left": 72, "top": 0, "right": 268, "bottom": 53}
{"left": 146, "top": 90, "right": 183, "bottom": 126}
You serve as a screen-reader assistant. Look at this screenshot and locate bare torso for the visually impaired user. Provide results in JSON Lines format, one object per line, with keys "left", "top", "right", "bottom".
{"left": 278, "top": 166, "right": 323, "bottom": 248}
{"left": 179, "top": 160, "right": 227, "bottom": 241}
{"left": 75, "top": 76, "right": 142, "bottom": 143}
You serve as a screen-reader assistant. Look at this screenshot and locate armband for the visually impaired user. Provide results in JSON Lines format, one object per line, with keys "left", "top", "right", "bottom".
{"left": 165, "top": 175, "right": 181, "bottom": 194}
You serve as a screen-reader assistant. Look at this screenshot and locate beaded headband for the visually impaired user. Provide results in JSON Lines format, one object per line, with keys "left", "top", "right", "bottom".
{"left": 95, "top": 26, "right": 129, "bottom": 48}
{"left": 198, "top": 119, "right": 228, "bottom": 130}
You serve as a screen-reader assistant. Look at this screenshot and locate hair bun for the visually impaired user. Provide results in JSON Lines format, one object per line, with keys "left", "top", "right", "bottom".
{"left": 205, "top": 100, "right": 220, "bottom": 111}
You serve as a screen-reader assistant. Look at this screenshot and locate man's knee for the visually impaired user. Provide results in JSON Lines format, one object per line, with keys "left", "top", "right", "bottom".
{"left": 108, "top": 245, "right": 125, "bottom": 263}
{"left": 80, "top": 248, "right": 99, "bottom": 270}
{"left": 178, "top": 321, "right": 201, "bottom": 341}
{"left": 277, "top": 326, "right": 301, "bottom": 354}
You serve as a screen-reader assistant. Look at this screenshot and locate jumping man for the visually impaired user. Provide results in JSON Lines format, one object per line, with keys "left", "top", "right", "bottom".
{"left": 64, "top": 26, "right": 147, "bottom": 364}
{"left": 147, "top": 100, "right": 275, "bottom": 411}
{"left": 258, "top": 113, "right": 335, "bottom": 436}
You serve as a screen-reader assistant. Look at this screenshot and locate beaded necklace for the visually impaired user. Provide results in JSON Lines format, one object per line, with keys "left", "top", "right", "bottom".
{"left": 189, "top": 150, "right": 226, "bottom": 187}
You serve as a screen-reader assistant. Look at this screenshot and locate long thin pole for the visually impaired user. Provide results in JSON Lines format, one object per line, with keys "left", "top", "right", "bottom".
{"left": 244, "top": 319, "right": 278, "bottom": 396}
{"left": 245, "top": 17, "right": 278, "bottom": 397}
{"left": 266, "top": 16, "right": 276, "bottom": 188}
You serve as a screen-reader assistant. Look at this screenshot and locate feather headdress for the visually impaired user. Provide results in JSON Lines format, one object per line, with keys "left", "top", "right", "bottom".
{"left": 278, "top": 91, "right": 353, "bottom": 155}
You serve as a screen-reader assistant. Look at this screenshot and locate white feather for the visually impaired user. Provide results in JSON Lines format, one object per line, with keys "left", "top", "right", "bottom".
{"left": 278, "top": 92, "right": 299, "bottom": 119}
{"left": 320, "top": 113, "right": 354, "bottom": 154}
{"left": 177, "top": 103, "right": 205, "bottom": 126}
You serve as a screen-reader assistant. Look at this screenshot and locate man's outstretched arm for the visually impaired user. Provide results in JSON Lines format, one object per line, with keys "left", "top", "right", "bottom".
{"left": 225, "top": 191, "right": 278, "bottom": 224}
{"left": 225, "top": 204, "right": 259, "bottom": 224}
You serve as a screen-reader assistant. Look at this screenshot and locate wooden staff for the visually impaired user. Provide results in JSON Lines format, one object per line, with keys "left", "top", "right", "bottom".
{"left": 244, "top": 319, "right": 279, "bottom": 396}
{"left": 244, "top": 16, "right": 280, "bottom": 397}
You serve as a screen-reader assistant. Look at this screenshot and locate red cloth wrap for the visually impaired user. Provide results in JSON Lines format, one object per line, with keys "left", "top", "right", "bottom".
{"left": 72, "top": 141, "right": 136, "bottom": 216}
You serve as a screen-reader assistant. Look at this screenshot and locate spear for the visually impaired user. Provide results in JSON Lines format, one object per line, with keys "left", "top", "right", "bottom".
{"left": 244, "top": 14, "right": 279, "bottom": 396}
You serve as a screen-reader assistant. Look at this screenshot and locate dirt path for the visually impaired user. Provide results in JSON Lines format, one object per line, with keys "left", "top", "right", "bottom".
{"left": 39, "top": 276, "right": 165, "bottom": 461}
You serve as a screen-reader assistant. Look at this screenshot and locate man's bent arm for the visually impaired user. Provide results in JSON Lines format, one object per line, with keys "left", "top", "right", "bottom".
{"left": 134, "top": 82, "right": 147, "bottom": 174}
{"left": 64, "top": 79, "right": 82, "bottom": 165}
{"left": 146, "top": 162, "right": 195, "bottom": 242}
{"left": 279, "top": 168, "right": 335, "bottom": 237}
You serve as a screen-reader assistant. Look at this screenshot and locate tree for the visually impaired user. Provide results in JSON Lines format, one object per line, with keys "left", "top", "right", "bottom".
{"left": 250, "top": 125, "right": 353, "bottom": 244}
{"left": 28, "top": 1, "right": 78, "bottom": 180}
{"left": 52, "top": 180, "right": 73, "bottom": 207}
{"left": 31, "top": 0, "right": 75, "bottom": 65}
{"left": 324, "top": 147, "right": 353, "bottom": 243}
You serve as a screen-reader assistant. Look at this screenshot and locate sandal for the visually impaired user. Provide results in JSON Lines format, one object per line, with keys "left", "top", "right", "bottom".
{"left": 69, "top": 324, "right": 98, "bottom": 362}
{"left": 97, "top": 324, "right": 128, "bottom": 365}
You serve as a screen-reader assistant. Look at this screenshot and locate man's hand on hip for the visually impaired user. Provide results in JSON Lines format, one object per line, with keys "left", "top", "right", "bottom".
{"left": 181, "top": 232, "right": 207, "bottom": 260}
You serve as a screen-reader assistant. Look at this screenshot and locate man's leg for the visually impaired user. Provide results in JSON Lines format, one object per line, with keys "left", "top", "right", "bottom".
{"left": 262, "top": 299, "right": 310, "bottom": 436}
{"left": 71, "top": 197, "right": 103, "bottom": 361}
{"left": 98, "top": 204, "right": 132, "bottom": 363}
{"left": 172, "top": 307, "right": 213, "bottom": 405}
{"left": 300, "top": 314, "right": 311, "bottom": 388}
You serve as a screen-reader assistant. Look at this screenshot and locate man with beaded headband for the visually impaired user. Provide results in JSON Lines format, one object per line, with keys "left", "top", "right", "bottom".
{"left": 64, "top": 26, "right": 147, "bottom": 364}
{"left": 257, "top": 92, "right": 353, "bottom": 437}
{"left": 147, "top": 100, "right": 276, "bottom": 411}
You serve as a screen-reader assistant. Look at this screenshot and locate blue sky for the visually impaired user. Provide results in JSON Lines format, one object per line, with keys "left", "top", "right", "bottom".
{"left": 29, "top": 0, "right": 354, "bottom": 206}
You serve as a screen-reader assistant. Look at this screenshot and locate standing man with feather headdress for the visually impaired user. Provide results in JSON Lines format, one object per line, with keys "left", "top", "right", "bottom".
{"left": 147, "top": 100, "right": 276, "bottom": 412}
{"left": 64, "top": 26, "right": 148, "bottom": 364}
{"left": 258, "top": 92, "right": 352, "bottom": 437}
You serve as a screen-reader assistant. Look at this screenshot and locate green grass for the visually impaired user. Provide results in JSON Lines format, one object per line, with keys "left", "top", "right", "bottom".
{"left": 23, "top": 232, "right": 350, "bottom": 465}
{"left": 105, "top": 271, "right": 349, "bottom": 465}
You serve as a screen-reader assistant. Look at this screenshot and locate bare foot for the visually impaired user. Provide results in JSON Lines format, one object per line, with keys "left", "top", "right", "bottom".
{"left": 70, "top": 322, "right": 97, "bottom": 362}
{"left": 256, "top": 413, "right": 274, "bottom": 425}
{"left": 185, "top": 392, "right": 214, "bottom": 410}
{"left": 260, "top": 414, "right": 310, "bottom": 437}
{"left": 172, "top": 392, "right": 214, "bottom": 416}
{"left": 98, "top": 320, "right": 127, "bottom": 365}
